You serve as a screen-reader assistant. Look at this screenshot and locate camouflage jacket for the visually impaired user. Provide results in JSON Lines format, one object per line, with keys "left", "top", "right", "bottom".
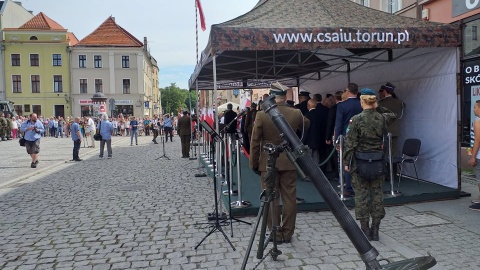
{"left": 343, "top": 109, "right": 396, "bottom": 171}
{"left": 0, "top": 117, "right": 6, "bottom": 128}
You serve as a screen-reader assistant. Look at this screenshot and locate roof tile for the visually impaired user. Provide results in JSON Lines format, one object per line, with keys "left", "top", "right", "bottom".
{"left": 20, "top": 12, "right": 65, "bottom": 30}
{"left": 76, "top": 16, "right": 143, "bottom": 47}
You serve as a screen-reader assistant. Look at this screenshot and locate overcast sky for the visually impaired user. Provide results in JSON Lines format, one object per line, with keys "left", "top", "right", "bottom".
{"left": 21, "top": 0, "right": 259, "bottom": 89}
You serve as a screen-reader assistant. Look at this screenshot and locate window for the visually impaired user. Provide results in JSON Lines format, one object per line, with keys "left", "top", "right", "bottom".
{"left": 386, "top": 0, "right": 401, "bottom": 13}
{"left": 80, "top": 79, "right": 88, "bottom": 94}
{"left": 24, "top": 104, "right": 30, "bottom": 113}
{"left": 94, "top": 55, "right": 102, "bottom": 68}
{"left": 52, "top": 54, "right": 62, "bottom": 66}
{"left": 30, "top": 54, "right": 39, "bottom": 66}
{"left": 359, "top": 0, "right": 370, "bottom": 7}
{"left": 54, "top": 75, "right": 63, "bottom": 93}
{"left": 31, "top": 75, "right": 40, "bottom": 93}
{"left": 122, "top": 56, "right": 130, "bottom": 68}
{"left": 32, "top": 105, "right": 41, "bottom": 116}
{"left": 14, "top": 105, "right": 23, "bottom": 116}
{"left": 12, "top": 75, "right": 21, "bottom": 93}
{"left": 95, "top": 79, "right": 103, "bottom": 93}
{"left": 464, "top": 20, "right": 480, "bottom": 57}
{"left": 30, "top": 36, "right": 38, "bottom": 40}
{"left": 79, "top": 55, "right": 86, "bottom": 68}
{"left": 11, "top": 54, "right": 20, "bottom": 66}
{"left": 123, "top": 79, "right": 131, "bottom": 94}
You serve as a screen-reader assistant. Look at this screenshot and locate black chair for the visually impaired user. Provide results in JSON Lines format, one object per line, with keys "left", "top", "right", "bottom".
{"left": 392, "top": 138, "right": 421, "bottom": 187}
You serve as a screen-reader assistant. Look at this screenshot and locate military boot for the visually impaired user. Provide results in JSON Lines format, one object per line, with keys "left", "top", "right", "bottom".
{"left": 371, "top": 219, "right": 381, "bottom": 241}
{"left": 360, "top": 219, "right": 372, "bottom": 241}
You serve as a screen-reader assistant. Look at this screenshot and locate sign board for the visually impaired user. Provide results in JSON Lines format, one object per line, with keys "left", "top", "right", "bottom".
{"left": 115, "top": 100, "right": 133, "bottom": 105}
{"left": 79, "top": 100, "right": 93, "bottom": 105}
{"left": 463, "top": 60, "right": 480, "bottom": 146}
{"left": 109, "top": 98, "right": 115, "bottom": 111}
{"left": 453, "top": 0, "right": 480, "bottom": 17}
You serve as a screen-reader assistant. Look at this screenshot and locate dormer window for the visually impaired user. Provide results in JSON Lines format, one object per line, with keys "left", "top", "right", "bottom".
{"left": 30, "top": 36, "right": 38, "bottom": 40}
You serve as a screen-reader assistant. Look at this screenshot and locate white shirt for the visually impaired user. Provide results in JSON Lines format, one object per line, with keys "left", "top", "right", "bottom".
{"left": 86, "top": 118, "right": 96, "bottom": 132}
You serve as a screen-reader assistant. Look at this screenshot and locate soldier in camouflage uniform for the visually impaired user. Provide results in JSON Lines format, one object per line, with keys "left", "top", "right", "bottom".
{"left": 5, "top": 113, "right": 13, "bottom": 140}
{"left": 343, "top": 88, "right": 396, "bottom": 241}
{"left": 0, "top": 112, "right": 7, "bottom": 141}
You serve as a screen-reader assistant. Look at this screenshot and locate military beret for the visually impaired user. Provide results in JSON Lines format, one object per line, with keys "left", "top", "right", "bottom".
{"left": 298, "top": 91, "right": 310, "bottom": 97}
{"left": 269, "top": 81, "right": 289, "bottom": 96}
{"left": 360, "top": 88, "right": 376, "bottom": 96}
{"left": 286, "top": 100, "right": 295, "bottom": 107}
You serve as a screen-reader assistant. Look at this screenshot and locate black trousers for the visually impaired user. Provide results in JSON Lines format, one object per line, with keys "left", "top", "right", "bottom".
{"left": 73, "top": 139, "right": 81, "bottom": 160}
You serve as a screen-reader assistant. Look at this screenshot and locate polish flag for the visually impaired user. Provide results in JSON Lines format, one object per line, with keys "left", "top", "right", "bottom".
{"left": 196, "top": 0, "right": 206, "bottom": 31}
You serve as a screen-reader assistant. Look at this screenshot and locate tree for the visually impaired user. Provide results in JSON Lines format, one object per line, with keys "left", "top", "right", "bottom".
{"left": 160, "top": 83, "right": 189, "bottom": 115}
{"left": 184, "top": 90, "right": 198, "bottom": 113}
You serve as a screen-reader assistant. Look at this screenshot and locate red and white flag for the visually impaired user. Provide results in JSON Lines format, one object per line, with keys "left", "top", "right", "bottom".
{"left": 196, "top": 0, "right": 206, "bottom": 31}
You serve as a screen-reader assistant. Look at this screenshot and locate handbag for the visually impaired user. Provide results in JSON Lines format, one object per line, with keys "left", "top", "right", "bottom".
{"left": 355, "top": 150, "right": 385, "bottom": 179}
{"left": 354, "top": 114, "right": 387, "bottom": 180}
{"left": 19, "top": 137, "right": 26, "bottom": 147}
{"left": 94, "top": 122, "right": 102, "bottom": 141}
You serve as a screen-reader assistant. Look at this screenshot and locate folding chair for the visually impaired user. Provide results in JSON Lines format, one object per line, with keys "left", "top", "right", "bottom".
{"left": 392, "top": 138, "right": 421, "bottom": 187}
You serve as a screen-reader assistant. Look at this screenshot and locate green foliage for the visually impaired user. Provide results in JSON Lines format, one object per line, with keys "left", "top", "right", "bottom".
{"left": 185, "top": 90, "right": 198, "bottom": 112}
{"left": 160, "top": 83, "right": 189, "bottom": 115}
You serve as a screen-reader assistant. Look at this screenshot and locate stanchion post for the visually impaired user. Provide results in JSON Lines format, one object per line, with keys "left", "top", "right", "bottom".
{"left": 232, "top": 138, "right": 251, "bottom": 208}
{"left": 386, "top": 132, "right": 402, "bottom": 197}
{"left": 338, "top": 135, "right": 346, "bottom": 201}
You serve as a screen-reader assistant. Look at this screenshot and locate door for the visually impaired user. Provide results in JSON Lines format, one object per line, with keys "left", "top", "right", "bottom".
{"left": 54, "top": 105, "right": 65, "bottom": 118}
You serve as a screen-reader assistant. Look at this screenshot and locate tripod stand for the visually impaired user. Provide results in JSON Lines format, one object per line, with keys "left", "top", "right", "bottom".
{"left": 155, "top": 132, "right": 170, "bottom": 160}
{"left": 242, "top": 143, "right": 282, "bottom": 270}
{"left": 195, "top": 121, "right": 235, "bottom": 251}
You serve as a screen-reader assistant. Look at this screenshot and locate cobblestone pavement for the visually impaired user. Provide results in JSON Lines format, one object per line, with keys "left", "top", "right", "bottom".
{"left": 0, "top": 135, "right": 479, "bottom": 269}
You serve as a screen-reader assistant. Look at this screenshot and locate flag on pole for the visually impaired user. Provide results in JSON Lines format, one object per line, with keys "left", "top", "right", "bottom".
{"left": 196, "top": 0, "right": 206, "bottom": 31}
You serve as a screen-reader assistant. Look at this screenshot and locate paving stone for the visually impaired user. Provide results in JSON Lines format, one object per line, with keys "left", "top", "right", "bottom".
{"left": 1, "top": 136, "right": 479, "bottom": 270}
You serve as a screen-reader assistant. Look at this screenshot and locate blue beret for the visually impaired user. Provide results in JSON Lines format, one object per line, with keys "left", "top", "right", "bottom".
{"left": 360, "top": 88, "right": 376, "bottom": 96}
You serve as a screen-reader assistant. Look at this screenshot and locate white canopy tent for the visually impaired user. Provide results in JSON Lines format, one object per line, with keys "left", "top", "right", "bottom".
{"left": 300, "top": 47, "right": 459, "bottom": 189}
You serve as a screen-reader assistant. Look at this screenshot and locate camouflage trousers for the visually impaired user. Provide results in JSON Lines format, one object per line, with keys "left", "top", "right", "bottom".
{"left": 351, "top": 172, "right": 385, "bottom": 221}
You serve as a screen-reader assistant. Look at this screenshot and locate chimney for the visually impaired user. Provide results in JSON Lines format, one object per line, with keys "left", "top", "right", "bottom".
{"left": 111, "top": 17, "right": 115, "bottom": 22}
{"left": 144, "top": 37, "right": 148, "bottom": 50}
{"left": 13, "top": 1, "right": 22, "bottom": 6}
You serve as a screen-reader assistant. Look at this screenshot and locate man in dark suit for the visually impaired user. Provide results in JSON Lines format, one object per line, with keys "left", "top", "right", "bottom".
{"left": 177, "top": 111, "right": 192, "bottom": 158}
{"left": 325, "top": 91, "right": 343, "bottom": 179}
{"left": 304, "top": 99, "right": 328, "bottom": 170}
{"left": 223, "top": 103, "right": 238, "bottom": 134}
{"left": 250, "top": 81, "right": 309, "bottom": 244}
{"left": 295, "top": 91, "right": 310, "bottom": 115}
{"left": 335, "top": 83, "right": 362, "bottom": 197}
{"left": 378, "top": 84, "right": 405, "bottom": 156}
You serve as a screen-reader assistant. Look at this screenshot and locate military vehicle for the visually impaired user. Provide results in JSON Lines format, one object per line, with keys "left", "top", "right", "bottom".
{"left": 0, "top": 100, "right": 17, "bottom": 117}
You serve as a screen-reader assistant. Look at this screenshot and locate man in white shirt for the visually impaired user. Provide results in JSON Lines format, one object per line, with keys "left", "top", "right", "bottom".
{"left": 84, "top": 116, "right": 96, "bottom": 148}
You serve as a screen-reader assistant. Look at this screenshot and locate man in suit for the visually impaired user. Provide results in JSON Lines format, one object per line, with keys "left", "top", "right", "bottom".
{"left": 223, "top": 103, "right": 238, "bottom": 134}
{"left": 378, "top": 84, "right": 405, "bottom": 156}
{"left": 335, "top": 83, "right": 362, "bottom": 197}
{"left": 295, "top": 91, "right": 310, "bottom": 115}
{"left": 304, "top": 99, "right": 328, "bottom": 169}
{"left": 325, "top": 91, "right": 343, "bottom": 179}
{"left": 244, "top": 103, "right": 258, "bottom": 154}
{"left": 250, "top": 82, "right": 309, "bottom": 244}
{"left": 177, "top": 111, "right": 192, "bottom": 158}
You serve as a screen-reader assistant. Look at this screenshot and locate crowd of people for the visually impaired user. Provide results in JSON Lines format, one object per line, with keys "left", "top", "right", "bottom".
{"left": 6, "top": 111, "right": 196, "bottom": 167}
{"left": 240, "top": 81, "right": 405, "bottom": 244}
